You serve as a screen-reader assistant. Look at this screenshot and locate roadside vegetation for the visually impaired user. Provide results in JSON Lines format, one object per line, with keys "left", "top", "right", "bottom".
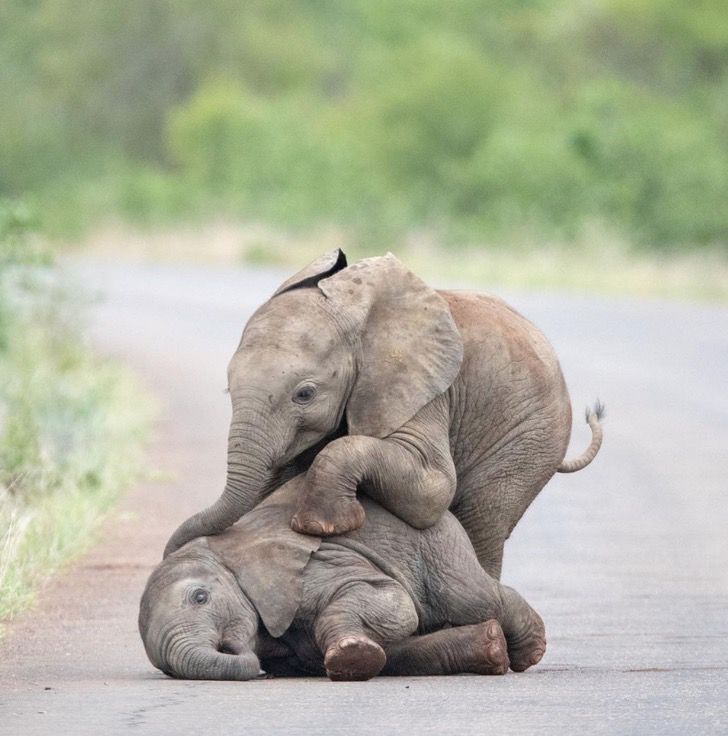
{"left": 0, "top": 201, "right": 150, "bottom": 631}
{"left": 86, "top": 222, "right": 728, "bottom": 302}
{"left": 1, "top": 2, "right": 727, "bottom": 298}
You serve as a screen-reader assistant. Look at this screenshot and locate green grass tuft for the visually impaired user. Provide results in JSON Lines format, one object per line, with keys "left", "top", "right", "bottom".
{"left": 0, "top": 200, "right": 152, "bottom": 633}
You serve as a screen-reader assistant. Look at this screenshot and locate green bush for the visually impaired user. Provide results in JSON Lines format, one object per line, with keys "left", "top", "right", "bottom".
{"left": 1, "top": 1, "right": 727, "bottom": 250}
{"left": 564, "top": 81, "right": 728, "bottom": 247}
{"left": 0, "top": 199, "right": 149, "bottom": 624}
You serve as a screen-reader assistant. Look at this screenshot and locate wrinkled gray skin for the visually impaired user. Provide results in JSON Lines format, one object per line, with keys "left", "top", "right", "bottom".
{"left": 141, "top": 478, "right": 546, "bottom": 681}
{"left": 165, "top": 250, "right": 603, "bottom": 578}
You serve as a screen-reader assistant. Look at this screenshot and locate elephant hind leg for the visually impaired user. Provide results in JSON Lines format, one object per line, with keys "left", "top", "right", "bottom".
{"left": 452, "top": 464, "right": 555, "bottom": 580}
{"left": 423, "top": 515, "right": 547, "bottom": 672}
{"left": 499, "top": 585, "right": 547, "bottom": 672}
{"left": 450, "top": 488, "right": 507, "bottom": 580}
{"left": 382, "top": 621, "right": 509, "bottom": 676}
{"left": 314, "top": 579, "right": 418, "bottom": 681}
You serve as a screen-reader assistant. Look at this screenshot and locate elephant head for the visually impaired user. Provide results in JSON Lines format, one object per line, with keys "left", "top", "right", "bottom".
{"left": 164, "top": 250, "right": 463, "bottom": 556}
{"left": 138, "top": 542, "right": 263, "bottom": 680}
{"left": 140, "top": 481, "right": 321, "bottom": 680}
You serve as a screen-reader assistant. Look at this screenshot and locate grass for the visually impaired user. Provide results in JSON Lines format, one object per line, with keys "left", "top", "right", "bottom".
{"left": 78, "top": 220, "right": 728, "bottom": 302}
{"left": 409, "top": 241, "right": 728, "bottom": 303}
{"left": 0, "top": 332, "right": 151, "bottom": 630}
{"left": 0, "top": 219, "right": 152, "bottom": 633}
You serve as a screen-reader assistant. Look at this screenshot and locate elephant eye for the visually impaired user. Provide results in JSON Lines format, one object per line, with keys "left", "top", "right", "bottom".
{"left": 191, "top": 588, "right": 209, "bottom": 605}
{"left": 293, "top": 385, "right": 316, "bottom": 404}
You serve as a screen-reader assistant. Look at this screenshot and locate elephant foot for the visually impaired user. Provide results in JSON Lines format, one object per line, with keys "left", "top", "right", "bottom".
{"left": 507, "top": 611, "right": 547, "bottom": 673}
{"left": 324, "top": 635, "right": 386, "bottom": 681}
{"left": 467, "top": 620, "right": 510, "bottom": 675}
{"left": 291, "top": 496, "right": 366, "bottom": 537}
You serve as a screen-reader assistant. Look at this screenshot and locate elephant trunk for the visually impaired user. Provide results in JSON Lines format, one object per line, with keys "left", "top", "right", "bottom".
{"left": 164, "top": 414, "right": 277, "bottom": 557}
{"left": 165, "top": 641, "right": 262, "bottom": 680}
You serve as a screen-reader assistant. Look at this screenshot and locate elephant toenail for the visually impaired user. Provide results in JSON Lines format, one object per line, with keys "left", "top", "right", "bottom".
{"left": 292, "top": 515, "right": 324, "bottom": 535}
{"left": 529, "top": 649, "right": 544, "bottom": 665}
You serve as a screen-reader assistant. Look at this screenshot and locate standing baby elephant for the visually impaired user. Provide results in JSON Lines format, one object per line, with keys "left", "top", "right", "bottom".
{"left": 142, "top": 477, "right": 546, "bottom": 681}
{"left": 164, "top": 250, "right": 603, "bottom": 578}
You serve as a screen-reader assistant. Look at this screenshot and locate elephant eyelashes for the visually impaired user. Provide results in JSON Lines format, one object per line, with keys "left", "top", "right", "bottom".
{"left": 293, "top": 385, "right": 316, "bottom": 404}
{"left": 190, "top": 589, "right": 209, "bottom": 605}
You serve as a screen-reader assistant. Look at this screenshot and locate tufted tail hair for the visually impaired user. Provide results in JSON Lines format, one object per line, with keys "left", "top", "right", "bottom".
{"left": 557, "top": 400, "right": 605, "bottom": 473}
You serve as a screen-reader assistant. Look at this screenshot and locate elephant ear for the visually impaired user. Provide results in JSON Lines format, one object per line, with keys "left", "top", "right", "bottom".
{"left": 207, "top": 481, "right": 320, "bottom": 638}
{"left": 273, "top": 249, "right": 348, "bottom": 297}
{"left": 318, "top": 254, "right": 463, "bottom": 438}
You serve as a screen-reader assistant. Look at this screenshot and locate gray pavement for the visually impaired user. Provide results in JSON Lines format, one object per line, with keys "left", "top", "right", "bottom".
{"left": 1, "top": 258, "right": 726, "bottom": 735}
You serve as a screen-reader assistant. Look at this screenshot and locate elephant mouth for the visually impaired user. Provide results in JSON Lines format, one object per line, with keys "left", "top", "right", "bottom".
{"left": 165, "top": 643, "right": 263, "bottom": 680}
{"left": 217, "top": 637, "right": 246, "bottom": 656}
{"left": 157, "top": 626, "right": 263, "bottom": 680}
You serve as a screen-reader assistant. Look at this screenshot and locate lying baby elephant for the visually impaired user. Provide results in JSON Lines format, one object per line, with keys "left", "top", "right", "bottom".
{"left": 140, "top": 477, "right": 545, "bottom": 681}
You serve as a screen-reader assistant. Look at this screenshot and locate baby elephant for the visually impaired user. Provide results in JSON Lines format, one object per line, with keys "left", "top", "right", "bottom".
{"left": 140, "top": 478, "right": 546, "bottom": 681}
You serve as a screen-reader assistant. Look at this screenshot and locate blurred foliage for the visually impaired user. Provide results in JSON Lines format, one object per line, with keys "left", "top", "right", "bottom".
{"left": 0, "top": 200, "right": 50, "bottom": 353}
{"left": 0, "top": 200, "right": 46, "bottom": 268}
{"left": 0, "top": 199, "right": 149, "bottom": 623}
{"left": 1, "top": 0, "right": 727, "bottom": 249}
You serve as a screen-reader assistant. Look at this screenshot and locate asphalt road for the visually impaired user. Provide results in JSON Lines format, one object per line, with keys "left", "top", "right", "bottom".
{"left": 1, "top": 258, "right": 727, "bottom": 735}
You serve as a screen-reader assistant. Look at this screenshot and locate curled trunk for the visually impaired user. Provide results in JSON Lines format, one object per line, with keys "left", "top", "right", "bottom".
{"left": 165, "top": 642, "right": 262, "bottom": 680}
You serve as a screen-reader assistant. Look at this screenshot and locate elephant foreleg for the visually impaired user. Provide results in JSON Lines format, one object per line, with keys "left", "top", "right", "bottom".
{"left": 292, "top": 397, "right": 455, "bottom": 536}
{"left": 313, "top": 579, "right": 419, "bottom": 681}
{"left": 381, "top": 621, "right": 509, "bottom": 676}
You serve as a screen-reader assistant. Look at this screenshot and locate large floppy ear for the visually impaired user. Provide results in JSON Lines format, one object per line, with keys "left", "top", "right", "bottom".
{"left": 207, "top": 480, "right": 320, "bottom": 638}
{"left": 273, "top": 249, "right": 348, "bottom": 297}
{"left": 318, "top": 254, "right": 463, "bottom": 438}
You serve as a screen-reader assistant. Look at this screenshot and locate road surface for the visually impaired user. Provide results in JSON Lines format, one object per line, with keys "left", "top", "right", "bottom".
{"left": 1, "top": 258, "right": 727, "bottom": 735}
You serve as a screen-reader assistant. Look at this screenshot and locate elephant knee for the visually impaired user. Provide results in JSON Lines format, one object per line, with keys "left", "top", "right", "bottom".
{"left": 407, "top": 508, "right": 444, "bottom": 530}
{"left": 316, "top": 579, "right": 418, "bottom": 649}
{"left": 398, "top": 591, "right": 419, "bottom": 637}
{"left": 406, "top": 470, "right": 456, "bottom": 529}
{"left": 366, "top": 582, "right": 419, "bottom": 643}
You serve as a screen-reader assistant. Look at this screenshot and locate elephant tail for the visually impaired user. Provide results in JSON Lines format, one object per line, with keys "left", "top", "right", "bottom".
{"left": 557, "top": 400, "right": 604, "bottom": 473}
